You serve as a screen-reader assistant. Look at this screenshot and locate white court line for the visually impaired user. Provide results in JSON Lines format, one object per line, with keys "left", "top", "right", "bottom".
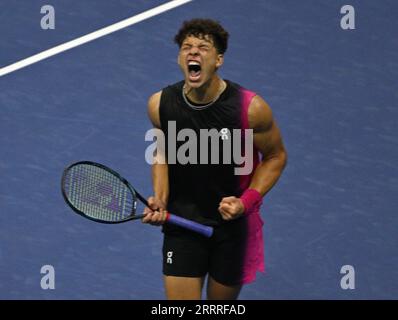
{"left": 0, "top": 0, "right": 192, "bottom": 77}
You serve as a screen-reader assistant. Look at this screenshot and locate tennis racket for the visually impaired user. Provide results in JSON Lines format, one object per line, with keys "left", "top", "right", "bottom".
{"left": 61, "top": 161, "right": 213, "bottom": 237}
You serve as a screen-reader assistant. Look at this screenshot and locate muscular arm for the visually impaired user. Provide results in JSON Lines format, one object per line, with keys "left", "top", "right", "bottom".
{"left": 218, "top": 95, "right": 287, "bottom": 220}
{"left": 143, "top": 91, "right": 169, "bottom": 224}
{"left": 248, "top": 95, "right": 287, "bottom": 196}
{"left": 147, "top": 91, "right": 169, "bottom": 204}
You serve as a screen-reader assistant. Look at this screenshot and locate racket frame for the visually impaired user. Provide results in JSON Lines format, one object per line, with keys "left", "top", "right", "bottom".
{"left": 61, "top": 161, "right": 214, "bottom": 237}
{"left": 61, "top": 161, "right": 143, "bottom": 224}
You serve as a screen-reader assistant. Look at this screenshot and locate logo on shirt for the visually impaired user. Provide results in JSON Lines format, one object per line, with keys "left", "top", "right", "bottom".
{"left": 220, "top": 128, "right": 230, "bottom": 140}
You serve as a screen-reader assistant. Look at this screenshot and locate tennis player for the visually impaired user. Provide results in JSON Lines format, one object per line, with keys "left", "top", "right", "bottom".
{"left": 143, "top": 18, "right": 287, "bottom": 300}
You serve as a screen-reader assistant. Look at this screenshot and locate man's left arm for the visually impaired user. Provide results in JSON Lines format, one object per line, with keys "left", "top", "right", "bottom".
{"left": 247, "top": 95, "right": 287, "bottom": 195}
{"left": 218, "top": 95, "right": 287, "bottom": 220}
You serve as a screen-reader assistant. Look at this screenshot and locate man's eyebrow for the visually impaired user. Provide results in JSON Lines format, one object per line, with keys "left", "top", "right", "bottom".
{"left": 181, "top": 40, "right": 213, "bottom": 47}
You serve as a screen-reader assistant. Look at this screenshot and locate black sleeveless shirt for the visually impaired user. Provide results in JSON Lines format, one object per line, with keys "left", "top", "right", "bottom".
{"left": 159, "top": 80, "right": 260, "bottom": 229}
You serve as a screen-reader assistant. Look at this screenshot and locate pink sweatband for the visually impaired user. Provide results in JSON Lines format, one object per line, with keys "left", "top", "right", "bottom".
{"left": 240, "top": 189, "right": 263, "bottom": 215}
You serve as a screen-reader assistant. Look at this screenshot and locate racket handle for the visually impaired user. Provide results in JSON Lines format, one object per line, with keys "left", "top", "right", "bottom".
{"left": 166, "top": 213, "right": 214, "bottom": 238}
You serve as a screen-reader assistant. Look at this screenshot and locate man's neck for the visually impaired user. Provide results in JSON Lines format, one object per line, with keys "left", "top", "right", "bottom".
{"left": 184, "top": 76, "right": 225, "bottom": 105}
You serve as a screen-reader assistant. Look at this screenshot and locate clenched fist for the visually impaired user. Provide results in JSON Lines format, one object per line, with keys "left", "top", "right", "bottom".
{"left": 218, "top": 196, "right": 245, "bottom": 221}
{"left": 142, "top": 197, "right": 168, "bottom": 226}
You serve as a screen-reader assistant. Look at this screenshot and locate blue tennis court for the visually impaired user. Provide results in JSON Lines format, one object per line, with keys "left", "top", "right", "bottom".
{"left": 0, "top": 0, "right": 397, "bottom": 299}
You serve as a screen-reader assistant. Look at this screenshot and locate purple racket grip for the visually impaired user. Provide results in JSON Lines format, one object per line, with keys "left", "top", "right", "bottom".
{"left": 166, "top": 213, "right": 213, "bottom": 238}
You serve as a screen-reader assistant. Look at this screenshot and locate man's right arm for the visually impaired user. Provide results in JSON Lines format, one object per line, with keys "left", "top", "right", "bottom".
{"left": 143, "top": 91, "right": 169, "bottom": 225}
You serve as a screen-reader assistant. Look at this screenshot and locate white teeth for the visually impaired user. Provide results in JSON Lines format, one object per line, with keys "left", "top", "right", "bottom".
{"left": 188, "top": 61, "right": 200, "bottom": 66}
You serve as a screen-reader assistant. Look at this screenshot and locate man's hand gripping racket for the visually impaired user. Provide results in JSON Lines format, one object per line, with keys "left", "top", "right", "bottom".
{"left": 61, "top": 161, "right": 213, "bottom": 237}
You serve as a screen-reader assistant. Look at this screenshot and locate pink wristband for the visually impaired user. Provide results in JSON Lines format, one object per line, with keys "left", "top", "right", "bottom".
{"left": 240, "top": 189, "right": 263, "bottom": 215}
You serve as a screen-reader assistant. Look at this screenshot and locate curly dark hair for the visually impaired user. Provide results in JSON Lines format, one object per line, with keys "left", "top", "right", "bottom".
{"left": 174, "top": 18, "right": 229, "bottom": 54}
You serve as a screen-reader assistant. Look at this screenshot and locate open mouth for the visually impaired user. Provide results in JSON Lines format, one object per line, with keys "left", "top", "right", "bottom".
{"left": 187, "top": 61, "right": 201, "bottom": 81}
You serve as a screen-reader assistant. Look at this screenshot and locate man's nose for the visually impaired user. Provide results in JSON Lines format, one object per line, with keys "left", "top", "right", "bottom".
{"left": 189, "top": 45, "right": 200, "bottom": 55}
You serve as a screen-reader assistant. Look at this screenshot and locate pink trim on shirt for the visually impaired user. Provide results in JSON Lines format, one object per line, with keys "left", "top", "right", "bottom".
{"left": 239, "top": 88, "right": 265, "bottom": 284}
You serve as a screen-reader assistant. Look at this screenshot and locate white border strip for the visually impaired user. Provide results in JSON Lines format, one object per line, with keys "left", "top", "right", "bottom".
{"left": 0, "top": 0, "right": 192, "bottom": 77}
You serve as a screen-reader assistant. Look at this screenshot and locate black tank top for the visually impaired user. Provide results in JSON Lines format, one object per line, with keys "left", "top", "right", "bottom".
{"left": 159, "top": 80, "right": 260, "bottom": 230}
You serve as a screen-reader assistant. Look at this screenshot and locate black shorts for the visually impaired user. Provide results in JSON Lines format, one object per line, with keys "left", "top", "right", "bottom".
{"left": 162, "top": 213, "right": 265, "bottom": 286}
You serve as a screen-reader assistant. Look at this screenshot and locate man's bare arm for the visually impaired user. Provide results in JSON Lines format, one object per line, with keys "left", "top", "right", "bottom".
{"left": 218, "top": 95, "right": 287, "bottom": 219}
{"left": 143, "top": 91, "right": 169, "bottom": 225}
{"left": 147, "top": 91, "right": 169, "bottom": 204}
{"left": 248, "top": 95, "right": 287, "bottom": 196}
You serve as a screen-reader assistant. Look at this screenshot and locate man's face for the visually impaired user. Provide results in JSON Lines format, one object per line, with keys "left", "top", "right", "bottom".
{"left": 178, "top": 35, "right": 224, "bottom": 88}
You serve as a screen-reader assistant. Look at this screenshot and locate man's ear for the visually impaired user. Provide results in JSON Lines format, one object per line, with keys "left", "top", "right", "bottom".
{"left": 216, "top": 54, "right": 224, "bottom": 68}
{"left": 177, "top": 53, "right": 182, "bottom": 66}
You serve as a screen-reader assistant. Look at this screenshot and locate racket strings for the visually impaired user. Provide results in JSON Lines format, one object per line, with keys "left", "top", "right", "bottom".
{"left": 64, "top": 164, "right": 135, "bottom": 222}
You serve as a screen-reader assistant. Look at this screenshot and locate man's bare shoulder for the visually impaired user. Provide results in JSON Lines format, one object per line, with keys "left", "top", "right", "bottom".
{"left": 147, "top": 91, "right": 162, "bottom": 128}
{"left": 248, "top": 95, "right": 273, "bottom": 132}
{"left": 148, "top": 91, "right": 162, "bottom": 108}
